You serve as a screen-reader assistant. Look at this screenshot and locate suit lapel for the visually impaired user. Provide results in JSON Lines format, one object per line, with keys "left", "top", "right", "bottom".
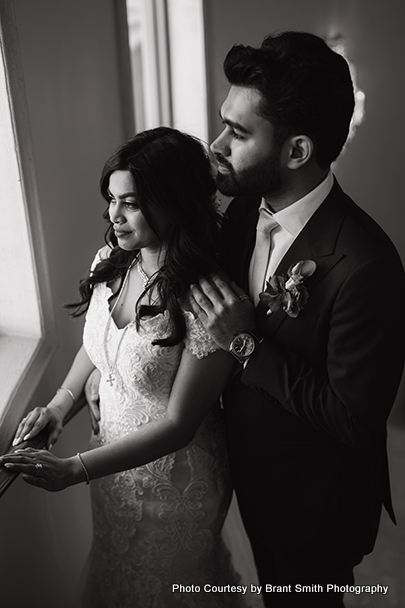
{"left": 256, "top": 180, "right": 348, "bottom": 336}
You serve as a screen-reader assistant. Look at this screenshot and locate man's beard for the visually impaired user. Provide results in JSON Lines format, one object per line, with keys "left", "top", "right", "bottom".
{"left": 214, "top": 153, "right": 283, "bottom": 198}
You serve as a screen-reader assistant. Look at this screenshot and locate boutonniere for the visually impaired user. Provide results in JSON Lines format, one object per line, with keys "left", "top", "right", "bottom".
{"left": 259, "top": 260, "right": 316, "bottom": 318}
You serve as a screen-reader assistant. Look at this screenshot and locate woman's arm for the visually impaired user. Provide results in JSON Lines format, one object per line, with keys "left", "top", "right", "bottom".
{"left": 13, "top": 345, "right": 96, "bottom": 449}
{"left": 2, "top": 348, "right": 236, "bottom": 490}
{"left": 84, "top": 348, "right": 236, "bottom": 477}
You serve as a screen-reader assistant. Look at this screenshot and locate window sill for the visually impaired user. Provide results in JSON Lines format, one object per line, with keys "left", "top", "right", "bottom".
{"left": 0, "top": 334, "right": 56, "bottom": 455}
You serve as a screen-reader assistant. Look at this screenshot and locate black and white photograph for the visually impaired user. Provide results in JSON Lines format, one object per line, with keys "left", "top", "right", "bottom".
{"left": 0, "top": 1, "right": 404, "bottom": 607}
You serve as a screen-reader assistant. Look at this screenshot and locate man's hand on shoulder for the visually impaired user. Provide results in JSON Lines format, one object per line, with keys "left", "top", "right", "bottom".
{"left": 189, "top": 274, "right": 256, "bottom": 351}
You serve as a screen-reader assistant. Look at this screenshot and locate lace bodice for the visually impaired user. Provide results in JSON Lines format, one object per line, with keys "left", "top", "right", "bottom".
{"left": 83, "top": 281, "right": 217, "bottom": 446}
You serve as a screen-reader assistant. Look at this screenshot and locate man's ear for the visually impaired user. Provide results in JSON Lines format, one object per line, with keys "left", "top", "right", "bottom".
{"left": 285, "top": 136, "right": 314, "bottom": 169}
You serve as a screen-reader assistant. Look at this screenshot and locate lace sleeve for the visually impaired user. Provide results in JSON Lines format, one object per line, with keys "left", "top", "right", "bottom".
{"left": 90, "top": 244, "right": 111, "bottom": 273}
{"left": 183, "top": 310, "right": 219, "bottom": 359}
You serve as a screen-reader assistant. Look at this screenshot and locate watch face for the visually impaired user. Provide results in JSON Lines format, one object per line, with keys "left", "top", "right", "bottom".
{"left": 232, "top": 333, "right": 255, "bottom": 358}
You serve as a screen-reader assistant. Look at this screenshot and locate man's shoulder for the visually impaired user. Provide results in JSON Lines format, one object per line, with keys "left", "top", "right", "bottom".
{"left": 335, "top": 187, "right": 399, "bottom": 262}
{"left": 309, "top": 181, "right": 403, "bottom": 294}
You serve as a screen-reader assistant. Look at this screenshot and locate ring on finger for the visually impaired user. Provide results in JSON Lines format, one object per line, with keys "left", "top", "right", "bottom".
{"left": 35, "top": 463, "right": 43, "bottom": 470}
{"left": 238, "top": 294, "right": 250, "bottom": 302}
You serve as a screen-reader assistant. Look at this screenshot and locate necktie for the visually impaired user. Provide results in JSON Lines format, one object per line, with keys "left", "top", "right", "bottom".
{"left": 250, "top": 207, "right": 279, "bottom": 303}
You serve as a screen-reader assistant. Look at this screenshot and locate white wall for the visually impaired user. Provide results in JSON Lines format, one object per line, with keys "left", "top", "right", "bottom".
{"left": 0, "top": 2, "right": 131, "bottom": 606}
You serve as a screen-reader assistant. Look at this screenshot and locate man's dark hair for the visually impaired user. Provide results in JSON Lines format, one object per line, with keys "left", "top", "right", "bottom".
{"left": 223, "top": 31, "right": 355, "bottom": 168}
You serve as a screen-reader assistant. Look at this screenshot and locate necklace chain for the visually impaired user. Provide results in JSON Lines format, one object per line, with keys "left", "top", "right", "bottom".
{"left": 103, "top": 253, "right": 155, "bottom": 387}
{"left": 103, "top": 256, "right": 137, "bottom": 387}
{"left": 136, "top": 254, "right": 151, "bottom": 288}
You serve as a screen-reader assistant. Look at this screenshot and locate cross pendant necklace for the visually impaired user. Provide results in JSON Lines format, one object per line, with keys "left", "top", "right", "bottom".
{"left": 106, "top": 371, "right": 116, "bottom": 386}
{"left": 103, "top": 253, "right": 153, "bottom": 387}
{"left": 103, "top": 256, "right": 137, "bottom": 387}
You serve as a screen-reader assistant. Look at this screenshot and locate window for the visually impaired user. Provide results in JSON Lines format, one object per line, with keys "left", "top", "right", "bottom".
{"left": 126, "top": 0, "right": 208, "bottom": 142}
{"left": 0, "top": 1, "right": 55, "bottom": 451}
{"left": 0, "top": 0, "right": 209, "bottom": 452}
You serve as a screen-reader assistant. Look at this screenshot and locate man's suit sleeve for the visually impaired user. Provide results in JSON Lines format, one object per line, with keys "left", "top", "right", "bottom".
{"left": 241, "top": 255, "right": 405, "bottom": 449}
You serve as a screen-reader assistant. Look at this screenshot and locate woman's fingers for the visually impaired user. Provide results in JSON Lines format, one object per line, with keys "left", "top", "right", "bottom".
{"left": 84, "top": 369, "right": 101, "bottom": 411}
{"left": 0, "top": 448, "right": 70, "bottom": 492}
{"left": 4, "top": 460, "right": 37, "bottom": 473}
{"left": 47, "top": 426, "right": 62, "bottom": 451}
{"left": 14, "top": 447, "right": 37, "bottom": 453}
{"left": 13, "top": 413, "right": 35, "bottom": 444}
{"left": 20, "top": 416, "right": 48, "bottom": 443}
{"left": 87, "top": 398, "right": 100, "bottom": 434}
{"left": 12, "top": 408, "right": 61, "bottom": 447}
{"left": 44, "top": 416, "right": 63, "bottom": 450}
{"left": 5, "top": 458, "right": 48, "bottom": 488}
{"left": 13, "top": 409, "right": 43, "bottom": 446}
{"left": 1, "top": 449, "right": 49, "bottom": 481}
{"left": 2, "top": 450, "right": 42, "bottom": 473}
{"left": 4, "top": 447, "right": 44, "bottom": 459}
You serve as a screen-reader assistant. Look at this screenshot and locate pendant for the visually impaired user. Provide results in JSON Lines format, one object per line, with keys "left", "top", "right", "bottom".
{"left": 106, "top": 372, "right": 115, "bottom": 386}
{"left": 103, "top": 259, "right": 137, "bottom": 390}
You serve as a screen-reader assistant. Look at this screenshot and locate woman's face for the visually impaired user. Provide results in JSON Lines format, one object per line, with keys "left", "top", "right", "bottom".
{"left": 107, "top": 170, "right": 167, "bottom": 253}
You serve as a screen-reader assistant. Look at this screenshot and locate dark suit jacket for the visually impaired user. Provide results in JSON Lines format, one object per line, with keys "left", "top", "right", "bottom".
{"left": 221, "top": 179, "right": 405, "bottom": 554}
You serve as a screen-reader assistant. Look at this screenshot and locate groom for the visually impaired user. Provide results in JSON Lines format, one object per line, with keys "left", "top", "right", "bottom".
{"left": 189, "top": 32, "right": 405, "bottom": 607}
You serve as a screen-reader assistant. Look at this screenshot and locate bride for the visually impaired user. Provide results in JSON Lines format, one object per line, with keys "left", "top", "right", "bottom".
{"left": 1, "top": 127, "right": 248, "bottom": 608}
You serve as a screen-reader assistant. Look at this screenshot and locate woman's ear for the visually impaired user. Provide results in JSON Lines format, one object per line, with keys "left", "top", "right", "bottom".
{"left": 285, "top": 135, "right": 314, "bottom": 170}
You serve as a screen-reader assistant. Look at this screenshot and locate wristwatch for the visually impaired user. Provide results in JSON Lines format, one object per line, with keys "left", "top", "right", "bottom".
{"left": 229, "top": 331, "right": 262, "bottom": 364}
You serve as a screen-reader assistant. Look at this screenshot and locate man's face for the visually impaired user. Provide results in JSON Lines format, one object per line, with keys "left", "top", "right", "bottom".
{"left": 211, "top": 86, "right": 283, "bottom": 198}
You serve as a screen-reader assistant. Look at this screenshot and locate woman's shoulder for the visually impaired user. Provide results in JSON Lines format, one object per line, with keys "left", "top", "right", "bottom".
{"left": 178, "top": 290, "right": 193, "bottom": 315}
{"left": 90, "top": 244, "right": 112, "bottom": 271}
{"left": 180, "top": 308, "right": 218, "bottom": 360}
{"left": 177, "top": 269, "right": 231, "bottom": 360}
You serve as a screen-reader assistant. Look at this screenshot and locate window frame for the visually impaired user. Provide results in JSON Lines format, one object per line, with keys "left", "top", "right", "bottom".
{"left": 0, "top": 0, "right": 56, "bottom": 455}
{"left": 126, "top": 0, "right": 208, "bottom": 141}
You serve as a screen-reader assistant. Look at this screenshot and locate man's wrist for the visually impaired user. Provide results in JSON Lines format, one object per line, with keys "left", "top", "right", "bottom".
{"left": 228, "top": 329, "right": 263, "bottom": 364}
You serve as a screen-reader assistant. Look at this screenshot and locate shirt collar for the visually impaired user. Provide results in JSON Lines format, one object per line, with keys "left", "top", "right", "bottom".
{"left": 259, "top": 172, "right": 334, "bottom": 237}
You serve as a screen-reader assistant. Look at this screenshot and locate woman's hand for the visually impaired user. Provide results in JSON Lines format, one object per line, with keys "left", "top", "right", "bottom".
{"left": 12, "top": 406, "right": 64, "bottom": 450}
{"left": 0, "top": 448, "right": 83, "bottom": 492}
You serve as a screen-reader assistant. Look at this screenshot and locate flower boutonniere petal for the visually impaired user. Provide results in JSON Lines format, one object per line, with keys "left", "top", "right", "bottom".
{"left": 259, "top": 259, "right": 316, "bottom": 318}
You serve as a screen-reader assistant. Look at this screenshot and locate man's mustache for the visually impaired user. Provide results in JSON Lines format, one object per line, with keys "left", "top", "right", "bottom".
{"left": 214, "top": 153, "right": 233, "bottom": 172}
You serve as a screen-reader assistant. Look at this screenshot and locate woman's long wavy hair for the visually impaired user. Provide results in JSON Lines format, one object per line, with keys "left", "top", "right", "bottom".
{"left": 67, "top": 127, "right": 220, "bottom": 346}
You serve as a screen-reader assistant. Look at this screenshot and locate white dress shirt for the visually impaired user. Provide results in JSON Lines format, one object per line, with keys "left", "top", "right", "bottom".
{"left": 248, "top": 172, "right": 334, "bottom": 303}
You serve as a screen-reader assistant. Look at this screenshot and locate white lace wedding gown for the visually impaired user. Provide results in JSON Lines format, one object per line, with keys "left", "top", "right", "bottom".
{"left": 80, "top": 264, "right": 246, "bottom": 608}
